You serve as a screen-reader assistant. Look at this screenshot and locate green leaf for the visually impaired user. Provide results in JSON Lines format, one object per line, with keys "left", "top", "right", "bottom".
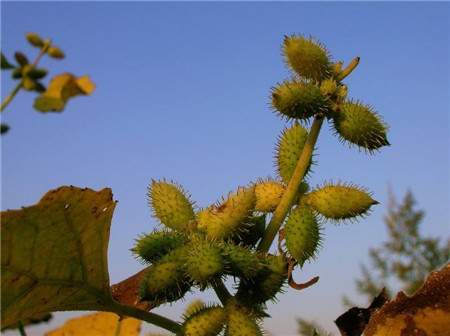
{"left": 34, "top": 73, "right": 96, "bottom": 113}
{"left": 1, "top": 186, "right": 117, "bottom": 329}
{"left": 1, "top": 53, "right": 15, "bottom": 70}
{"left": 1, "top": 124, "right": 10, "bottom": 135}
{"left": 1, "top": 312, "right": 52, "bottom": 331}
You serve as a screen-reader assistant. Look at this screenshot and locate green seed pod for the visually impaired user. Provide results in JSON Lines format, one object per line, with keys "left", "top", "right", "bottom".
{"left": 11, "top": 68, "right": 22, "bottom": 79}
{"left": 271, "top": 80, "right": 330, "bottom": 121}
{"left": 1, "top": 53, "right": 15, "bottom": 69}
{"left": 332, "top": 100, "right": 390, "bottom": 153}
{"left": 332, "top": 61, "right": 344, "bottom": 77}
{"left": 148, "top": 179, "right": 195, "bottom": 233}
{"left": 222, "top": 243, "right": 263, "bottom": 279}
{"left": 180, "top": 305, "right": 226, "bottom": 336}
{"left": 132, "top": 229, "right": 188, "bottom": 264}
{"left": 14, "top": 52, "right": 28, "bottom": 66}
{"left": 320, "top": 78, "right": 339, "bottom": 99}
{"left": 282, "top": 34, "right": 332, "bottom": 82}
{"left": 47, "top": 46, "right": 65, "bottom": 59}
{"left": 232, "top": 214, "right": 266, "bottom": 248}
{"left": 27, "top": 68, "right": 48, "bottom": 80}
{"left": 185, "top": 237, "right": 224, "bottom": 288}
{"left": 255, "top": 180, "right": 285, "bottom": 213}
{"left": 275, "top": 123, "right": 313, "bottom": 184}
{"left": 236, "top": 254, "right": 288, "bottom": 306}
{"left": 197, "top": 186, "right": 256, "bottom": 240}
{"left": 284, "top": 207, "right": 322, "bottom": 266}
{"left": 225, "top": 301, "right": 263, "bottom": 336}
{"left": 183, "top": 300, "right": 206, "bottom": 320}
{"left": 25, "top": 32, "right": 44, "bottom": 47}
{"left": 302, "top": 182, "right": 379, "bottom": 222}
{"left": 138, "top": 248, "right": 191, "bottom": 303}
{"left": 22, "top": 77, "right": 36, "bottom": 91}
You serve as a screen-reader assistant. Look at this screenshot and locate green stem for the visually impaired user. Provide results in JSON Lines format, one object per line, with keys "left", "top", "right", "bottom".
{"left": 1, "top": 39, "right": 51, "bottom": 113}
{"left": 114, "top": 319, "right": 122, "bottom": 336}
{"left": 17, "top": 320, "right": 27, "bottom": 336}
{"left": 212, "top": 280, "right": 232, "bottom": 305}
{"left": 336, "top": 57, "right": 360, "bottom": 82}
{"left": 103, "top": 302, "right": 182, "bottom": 334}
{"left": 257, "top": 116, "right": 324, "bottom": 254}
{"left": 1, "top": 80, "right": 23, "bottom": 112}
{"left": 32, "top": 39, "right": 51, "bottom": 67}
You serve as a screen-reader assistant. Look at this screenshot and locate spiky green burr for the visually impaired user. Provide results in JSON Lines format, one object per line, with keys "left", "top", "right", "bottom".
{"left": 284, "top": 207, "right": 322, "bottom": 266}
{"left": 132, "top": 229, "right": 188, "bottom": 263}
{"left": 179, "top": 305, "right": 226, "bottom": 336}
{"left": 197, "top": 186, "right": 256, "bottom": 240}
{"left": 232, "top": 214, "right": 266, "bottom": 248}
{"left": 222, "top": 243, "right": 263, "bottom": 279}
{"left": 139, "top": 248, "right": 190, "bottom": 303}
{"left": 332, "top": 100, "right": 390, "bottom": 152}
{"left": 225, "top": 301, "right": 263, "bottom": 336}
{"left": 255, "top": 180, "right": 285, "bottom": 213}
{"left": 236, "top": 254, "right": 288, "bottom": 306}
{"left": 302, "top": 182, "right": 378, "bottom": 222}
{"left": 271, "top": 80, "right": 329, "bottom": 121}
{"left": 184, "top": 237, "right": 224, "bottom": 288}
{"left": 282, "top": 34, "right": 332, "bottom": 82}
{"left": 276, "top": 123, "right": 312, "bottom": 184}
{"left": 148, "top": 179, "right": 195, "bottom": 232}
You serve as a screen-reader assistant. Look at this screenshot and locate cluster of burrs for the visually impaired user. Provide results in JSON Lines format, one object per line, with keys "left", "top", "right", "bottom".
{"left": 132, "top": 34, "right": 389, "bottom": 336}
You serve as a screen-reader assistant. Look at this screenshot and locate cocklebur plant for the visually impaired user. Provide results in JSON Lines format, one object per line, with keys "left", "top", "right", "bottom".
{"left": 1, "top": 32, "right": 95, "bottom": 134}
{"left": 130, "top": 34, "right": 389, "bottom": 335}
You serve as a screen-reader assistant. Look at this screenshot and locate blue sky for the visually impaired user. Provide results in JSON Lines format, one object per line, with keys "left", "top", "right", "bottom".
{"left": 1, "top": 1, "right": 449, "bottom": 335}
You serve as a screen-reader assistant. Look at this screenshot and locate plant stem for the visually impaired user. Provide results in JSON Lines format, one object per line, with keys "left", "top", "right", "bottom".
{"left": 212, "top": 280, "right": 232, "bottom": 305}
{"left": 257, "top": 116, "right": 324, "bottom": 254}
{"left": 1, "top": 39, "right": 51, "bottom": 113}
{"left": 1, "top": 81, "right": 23, "bottom": 112}
{"left": 102, "top": 302, "right": 182, "bottom": 334}
{"left": 17, "top": 320, "right": 27, "bottom": 336}
{"left": 32, "top": 39, "right": 51, "bottom": 67}
{"left": 336, "top": 57, "right": 360, "bottom": 82}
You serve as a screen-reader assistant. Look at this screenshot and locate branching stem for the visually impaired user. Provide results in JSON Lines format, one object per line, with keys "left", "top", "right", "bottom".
{"left": 212, "top": 279, "right": 232, "bottom": 305}
{"left": 1, "top": 39, "right": 51, "bottom": 113}
{"left": 336, "top": 57, "right": 360, "bottom": 82}
{"left": 257, "top": 116, "right": 324, "bottom": 254}
{"left": 99, "top": 301, "right": 182, "bottom": 334}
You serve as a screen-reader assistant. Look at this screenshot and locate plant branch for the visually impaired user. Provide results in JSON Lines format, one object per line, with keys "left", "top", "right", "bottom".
{"left": 1, "top": 80, "right": 23, "bottom": 112}
{"left": 1, "top": 39, "right": 51, "bottom": 113}
{"left": 336, "top": 57, "right": 360, "bottom": 82}
{"left": 212, "top": 279, "right": 232, "bottom": 305}
{"left": 257, "top": 116, "right": 324, "bottom": 254}
{"left": 104, "top": 302, "right": 182, "bottom": 334}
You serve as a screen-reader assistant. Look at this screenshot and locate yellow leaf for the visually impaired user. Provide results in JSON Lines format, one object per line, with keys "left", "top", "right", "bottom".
{"left": 34, "top": 73, "right": 96, "bottom": 112}
{"left": 365, "top": 263, "right": 450, "bottom": 336}
{"left": 1, "top": 186, "right": 117, "bottom": 328}
{"left": 44, "top": 312, "right": 141, "bottom": 336}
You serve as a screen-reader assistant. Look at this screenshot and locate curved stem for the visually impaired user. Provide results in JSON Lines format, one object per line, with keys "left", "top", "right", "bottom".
{"left": 104, "top": 302, "right": 182, "bottom": 334}
{"left": 257, "top": 116, "right": 324, "bottom": 254}
{"left": 336, "top": 57, "right": 360, "bottom": 82}
{"left": 212, "top": 280, "right": 232, "bottom": 305}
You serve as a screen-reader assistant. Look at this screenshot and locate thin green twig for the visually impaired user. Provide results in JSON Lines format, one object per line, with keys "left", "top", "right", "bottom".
{"left": 1, "top": 39, "right": 51, "bottom": 113}
{"left": 257, "top": 116, "right": 324, "bottom": 254}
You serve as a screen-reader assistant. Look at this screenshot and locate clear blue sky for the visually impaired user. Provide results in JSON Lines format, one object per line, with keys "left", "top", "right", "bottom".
{"left": 1, "top": 1, "right": 449, "bottom": 335}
